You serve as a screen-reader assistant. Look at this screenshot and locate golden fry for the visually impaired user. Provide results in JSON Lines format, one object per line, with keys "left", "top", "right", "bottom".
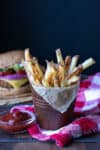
{"left": 68, "top": 55, "right": 80, "bottom": 73}
{"left": 25, "top": 48, "right": 32, "bottom": 61}
{"left": 66, "top": 76, "right": 80, "bottom": 86}
{"left": 56, "top": 48, "right": 64, "bottom": 65}
{"left": 24, "top": 49, "right": 42, "bottom": 85}
{"left": 44, "top": 61, "right": 57, "bottom": 86}
{"left": 44, "top": 61, "right": 53, "bottom": 81}
{"left": 53, "top": 76, "right": 60, "bottom": 87}
{"left": 65, "top": 55, "right": 71, "bottom": 73}
{"left": 22, "top": 61, "right": 38, "bottom": 85}
{"left": 33, "top": 74, "right": 41, "bottom": 85}
{"left": 67, "top": 64, "right": 83, "bottom": 79}
{"left": 58, "top": 64, "right": 65, "bottom": 86}
{"left": 32, "top": 57, "right": 44, "bottom": 80}
{"left": 81, "top": 58, "right": 96, "bottom": 70}
{"left": 42, "top": 79, "right": 51, "bottom": 87}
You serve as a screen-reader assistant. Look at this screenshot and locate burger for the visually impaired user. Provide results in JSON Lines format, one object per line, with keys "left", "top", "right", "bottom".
{"left": 0, "top": 50, "right": 32, "bottom": 105}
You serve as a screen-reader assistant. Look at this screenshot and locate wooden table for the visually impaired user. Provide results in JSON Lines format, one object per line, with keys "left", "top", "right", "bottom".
{"left": 0, "top": 142, "right": 100, "bottom": 150}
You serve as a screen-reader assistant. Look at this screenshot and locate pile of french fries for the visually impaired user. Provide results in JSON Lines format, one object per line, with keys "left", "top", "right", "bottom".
{"left": 24, "top": 48, "right": 95, "bottom": 87}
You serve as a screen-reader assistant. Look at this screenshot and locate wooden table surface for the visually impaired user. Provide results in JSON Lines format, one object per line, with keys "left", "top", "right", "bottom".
{"left": 0, "top": 142, "right": 100, "bottom": 150}
{"left": 0, "top": 129, "right": 100, "bottom": 150}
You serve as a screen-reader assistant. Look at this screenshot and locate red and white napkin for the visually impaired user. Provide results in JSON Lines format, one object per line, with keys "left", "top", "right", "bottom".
{"left": 75, "top": 73, "right": 100, "bottom": 115}
{"left": 11, "top": 73, "right": 100, "bottom": 147}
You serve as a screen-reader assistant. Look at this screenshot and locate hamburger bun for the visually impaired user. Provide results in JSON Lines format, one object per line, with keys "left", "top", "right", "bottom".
{"left": 0, "top": 50, "right": 24, "bottom": 68}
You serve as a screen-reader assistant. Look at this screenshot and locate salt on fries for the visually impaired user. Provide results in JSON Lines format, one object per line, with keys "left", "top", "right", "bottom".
{"left": 24, "top": 48, "right": 96, "bottom": 87}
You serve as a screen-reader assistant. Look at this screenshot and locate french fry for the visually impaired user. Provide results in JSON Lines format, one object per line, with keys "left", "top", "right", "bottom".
{"left": 67, "top": 64, "right": 83, "bottom": 79}
{"left": 50, "top": 62, "right": 60, "bottom": 87}
{"left": 68, "top": 55, "right": 80, "bottom": 73}
{"left": 81, "top": 58, "right": 96, "bottom": 70}
{"left": 44, "top": 61, "right": 57, "bottom": 86}
{"left": 58, "top": 64, "right": 65, "bottom": 86}
{"left": 66, "top": 75, "right": 80, "bottom": 86}
{"left": 32, "top": 57, "right": 44, "bottom": 81}
{"left": 24, "top": 49, "right": 42, "bottom": 85}
{"left": 22, "top": 61, "right": 39, "bottom": 85}
{"left": 24, "top": 48, "right": 35, "bottom": 81}
{"left": 61, "top": 65, "right": 82, "bottom": 86}
{"left": 61, "top": 74, "right": 80, "bottom": 87}
{"left": 24, "top": 60, "right": 34, "bottom": 79}
{"left": 53, "top": 76, "right": 60, "bottom": 87}
{"left": 56, "top": 48, "right": 64, "bottom": 65}
{"left": 25, "top": 48, "right": 32, "bottom": 61}
{"left": 33, "top": 74, "right": 41, "bottom": 85}
{"left": 65, "top": 55, "right": 71, "bottom": 74}
{"left": 32, "top": 57, "right": 45, "bottom": 73}
{"left": 42, "top": 78, "right": 51, "bottom": 87}
{"left": 44, "top": 60, "right": 53, "bottom": 81}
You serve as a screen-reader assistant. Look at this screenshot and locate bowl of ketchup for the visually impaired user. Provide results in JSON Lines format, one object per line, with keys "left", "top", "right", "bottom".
{"left": 0, "top": 108, "right": 36, "bottom": 133}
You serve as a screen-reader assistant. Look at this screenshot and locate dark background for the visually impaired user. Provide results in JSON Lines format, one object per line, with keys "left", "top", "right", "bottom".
{"left": 0, "top": 0, "right": 100, "bottom": 74}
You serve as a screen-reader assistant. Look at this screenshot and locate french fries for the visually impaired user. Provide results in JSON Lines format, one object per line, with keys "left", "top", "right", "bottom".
{"left": 67, "top": 64, "right": 83, "bottom": 80}
{"left": 56, "top": 48, "right": 64, "bottom": 65}
{"left": 58, "top": 64, "right": 65, "bottom": 85}
{"left": 32, "top": 57, "right": 44, "bottom": 81}
{"left": 53, "top": 76, "right": 60, "bottom": 87}
{"left": 24, "top": 48, "right": 96, "bottom": 87}
{"left": 65, "top": 55, "right": 71, "bottom": 74}
{"left": 25, "top": 48, "right": 32, "bottom": 61}
{"left": 42, "top": 78, "right": 51, "bottom": 87}
{"left": 81, "top": 58, "right": 96, "bottom": 70}
{"left": 44, "top": 61, "right": 57, "bottom": 86}
{"left": 68, "top": 55, "right": 80, "bottom": 73}
{"left": 66, "top": 75, "right": 80, "bottom": 86}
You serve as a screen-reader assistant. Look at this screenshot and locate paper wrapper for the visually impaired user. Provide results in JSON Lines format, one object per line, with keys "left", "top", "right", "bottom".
{"left": 23, "top": 61, "right": 79, "bottom": 113}
{"left": 32, "top": 83, "right": 79, "bottom": 113}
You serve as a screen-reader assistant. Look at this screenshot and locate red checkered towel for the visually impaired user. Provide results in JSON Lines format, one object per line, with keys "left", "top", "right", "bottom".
{"left": 11, "top": 73, "right": 100, "bottom": 147}
{"left": 75, "top": 73, "right": 100, "bottom": 115}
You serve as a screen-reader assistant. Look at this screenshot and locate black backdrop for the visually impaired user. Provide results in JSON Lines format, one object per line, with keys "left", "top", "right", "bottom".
{"left": 0, "top": 0, "right": 100, "bottom": 74}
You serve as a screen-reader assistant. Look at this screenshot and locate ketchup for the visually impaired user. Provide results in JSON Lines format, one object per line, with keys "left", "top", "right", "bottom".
{"left": 0, "top": 109, "right": 35, "bottom": 133}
